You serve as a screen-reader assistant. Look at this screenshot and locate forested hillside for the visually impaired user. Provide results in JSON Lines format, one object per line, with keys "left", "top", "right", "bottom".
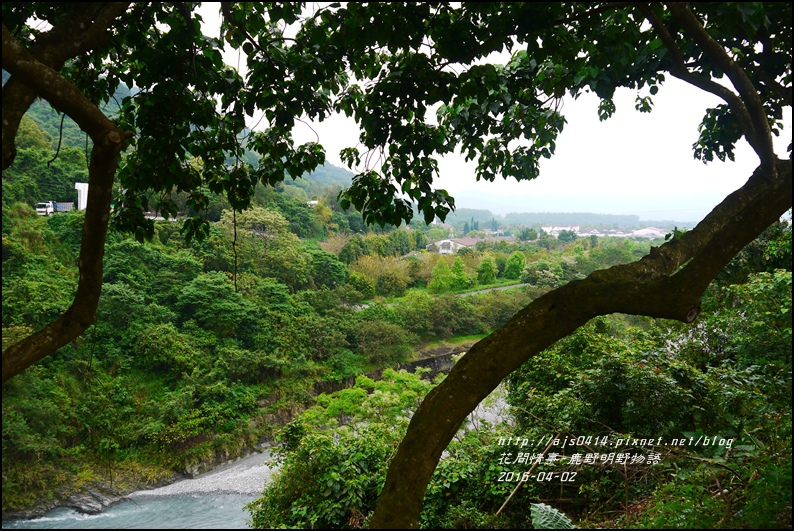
{"left": 3, "top": 2, "right": 792, "bottom": 529}
{"left": 3, "top": 174, "right": 791, "bottom": 528}
{"left": 3, "top": 106, "right": 700, "bottom": 517}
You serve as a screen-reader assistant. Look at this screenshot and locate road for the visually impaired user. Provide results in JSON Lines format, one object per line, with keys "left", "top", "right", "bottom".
{"left": 352, "top": 283, "right": 530, "bottom": 311}
{"left": 455, "top": 283, "right": 530, "bottom": 297}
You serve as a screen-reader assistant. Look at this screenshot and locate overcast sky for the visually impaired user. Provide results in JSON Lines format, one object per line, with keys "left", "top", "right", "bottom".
{"left": 199, "top": 4, "right": 791, "bottom": 223}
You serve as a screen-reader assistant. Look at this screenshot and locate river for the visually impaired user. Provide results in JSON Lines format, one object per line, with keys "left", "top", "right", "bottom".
{"left": 3, "top": 386, "right": 510, "bottom": 529}
{"left": 2, "top": 451, "right": 277, "bottom": 529}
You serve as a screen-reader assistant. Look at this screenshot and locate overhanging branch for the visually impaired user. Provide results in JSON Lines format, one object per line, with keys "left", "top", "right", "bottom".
{"left": 636, "top": 3, "right": 761, "bottom": 158}
{"left": 370, "top": 157, "right": 791, "bottom": 528}
{"left": 666, "top": 2, "right": 777, "bottom": 171}
{"left": 2, "top": 25, "right": 120, "bottom": 139}
{"left": 1, "top": 3, "right": 129, "bottom": 169}
{"left": 746, "top": 60, "right": 793, "bottom": 106}
{"left": 2, "top": 24, "right": 133, "bottom": 384}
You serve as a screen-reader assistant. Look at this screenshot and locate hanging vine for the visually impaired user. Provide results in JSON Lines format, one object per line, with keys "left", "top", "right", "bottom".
{"left": 233, "top": 207, "right": 238, "bottom": 292}
{"left": 46, "top": 113, "right": 66, "bottom": 166}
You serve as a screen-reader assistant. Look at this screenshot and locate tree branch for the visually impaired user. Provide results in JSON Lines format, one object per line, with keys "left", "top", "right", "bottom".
{"left": 636, "top": 3, "right": 761, "bottom": 158}
{"left": 2, "top": 24, "right": 134, "bottom": 384}
{"left": 370, "top": 157, "right": 791, "bottom": 528}
{"left": 745, "top": 60, "right": 793, "bottom": 105}
{"left": 2, "top": 26, "right": 117, "bottom": 138}
{"left": 1, "top": 3, "right": 129, "bottom": 169}
{"left": 666, "top": 2, "right": 776, "bottom": 172}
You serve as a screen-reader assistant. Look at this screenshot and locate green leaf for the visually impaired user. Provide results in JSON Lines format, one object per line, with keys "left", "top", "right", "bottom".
{"left": 531, "top": 503, "right": 576, "bottom": 529}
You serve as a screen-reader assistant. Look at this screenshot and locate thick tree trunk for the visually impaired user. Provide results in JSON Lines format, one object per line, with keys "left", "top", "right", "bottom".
{"left": 370, "top": 158, "right": 792, "bottom": 528}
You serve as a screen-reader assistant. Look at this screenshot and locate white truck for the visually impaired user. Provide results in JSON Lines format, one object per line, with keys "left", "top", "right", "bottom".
{"left": 35, "top": 201, "right": 74, "bottom": 216}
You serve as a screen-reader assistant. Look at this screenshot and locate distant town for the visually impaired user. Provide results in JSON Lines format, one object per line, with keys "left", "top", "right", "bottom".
{"left": 425, "top": 217, "right": 672, "bottom": 254}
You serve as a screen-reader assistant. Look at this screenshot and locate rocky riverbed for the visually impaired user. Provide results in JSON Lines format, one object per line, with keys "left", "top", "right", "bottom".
{"left": 1, "top": 443, "right": 274, "bottom": 522}
{"left": 2, "top": 470, "right": 183, "bottom": 522}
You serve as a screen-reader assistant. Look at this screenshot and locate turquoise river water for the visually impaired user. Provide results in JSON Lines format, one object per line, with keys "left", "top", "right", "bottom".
{"left": 2, "top": 451, "right": 276, "bottom": 529}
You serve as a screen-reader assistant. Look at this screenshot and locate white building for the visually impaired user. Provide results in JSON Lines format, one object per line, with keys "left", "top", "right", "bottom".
{"left": 428, "top": 239, "right": 467, "bottom": 254}
{"left": 75, "top": 182, "right": 89, "bottom": 210}
{"left": 631, "top": 227, "right": 668, "bottom": 238}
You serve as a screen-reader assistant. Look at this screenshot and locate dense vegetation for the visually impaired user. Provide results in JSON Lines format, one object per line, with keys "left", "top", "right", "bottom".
{"left": 3, "top": 120, "right": 790, "bottom": 524}
{"left": 2, "top": 116, "right": 677, "bottom": 515}
{"left": 3, "top": 146, "right": 790, "bottom": 526}
{"left": 3, "top": 2, "right": 791, "bottom": 528}
{"left": 248, "top": 221, "right": 791, "bottom": 528}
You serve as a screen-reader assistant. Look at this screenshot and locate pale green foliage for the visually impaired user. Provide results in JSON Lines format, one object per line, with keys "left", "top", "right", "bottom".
{"left": 15, "top": 116, "right": 52, "bottom": 151}
{"left": 450, "top": 256, "right": 471, "bottom": 290}
{"left": 348, "top": 270, "right": 376, "bottom": 299}
{"left": 476, "top": 255, "right": 498, "bottom": 285}
{"left": 215, "top": 207, "right": 312, "bottom": 290}
{"left": 218, "top": 206, "right": 290, "bottom": 236}
{"left": 503, "top": 251, "right": 527, "bottom": 280}
{"left": 522, "top": 259, "right": 563, "bottom": 288}
{"left": 429, "top": 257, "right": 453, "bottom": 293}
{"left": 531, "top": 503, "right": 576, "bottom": 529}
{"left": 349, "top": 255, "right": 411, "bottom": 297}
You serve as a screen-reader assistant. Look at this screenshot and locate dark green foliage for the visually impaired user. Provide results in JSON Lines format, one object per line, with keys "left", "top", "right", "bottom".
{"left": 248, "top": 370, "right": 433, "bottom": 528}
{"left": 354, "top": 320, "right": 414, "bottom": 365}
{"left": 2, "top": 205, "right": 77, "bottom": 329}
{"left": 2, "top": 146, "right": 87, "bottom": 208}
{"left": 507, "top": 264, "right": 792, "bottom": 528}
{"left": 307, "top": 248, "right": 349, "bottom": 289}
{"left": 519, "top": 227, "right": 538, "bottom": 241}
{"left": 177, "top": 272, "right": 258, "bottom": 339}
{"left": 249, "top": 423, "right": 398, "bottom": 528}
{"left": 5, "top": 3, "right": 792, "bottom": 524}
{"left": 714, "top": 218, "right": 792, "bottom": 287}
{"left": 2, "top": 197, "right": 791, "bottom": 526}
{"left": 2, "top": 366, "right": 80, "bottom": 460}
{"left": 557, "top": 229, "right": 578, "bottom": 243}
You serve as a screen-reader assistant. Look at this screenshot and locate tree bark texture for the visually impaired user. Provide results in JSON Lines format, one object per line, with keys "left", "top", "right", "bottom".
{"left": 370, "top": 158, "right": 792, "bottom": 528}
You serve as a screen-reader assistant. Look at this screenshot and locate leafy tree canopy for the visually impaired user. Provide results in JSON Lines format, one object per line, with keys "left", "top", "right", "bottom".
{"left": 1, "top": 2, "right": 792, "bottom": 527}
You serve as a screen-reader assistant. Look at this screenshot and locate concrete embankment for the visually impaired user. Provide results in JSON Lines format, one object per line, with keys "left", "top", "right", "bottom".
{"left": 314, "top": 342, "right": 471, "bottom": 395}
